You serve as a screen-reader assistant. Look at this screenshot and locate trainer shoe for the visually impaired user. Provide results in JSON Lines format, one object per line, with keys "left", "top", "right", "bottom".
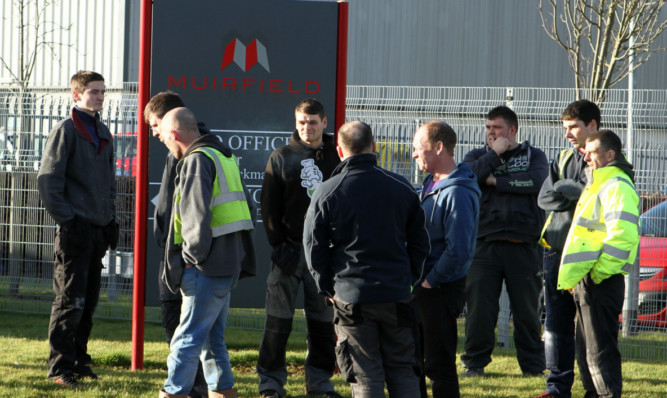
{"left": 460, "top": 367, "right": 485, "bottom": 377}
{"left": 261, "top": 390, "right": 284, "bottom": 398}
{"left": 309, "top": 392, "right": 343, "bottom": 398}
{"left": 532, "top": 393, "right": 556, "bottom": 398}
{"left": 73, "top": 363, "right": 98, "bottom": 380}
{"left": 54, "top": 374, "right": 80, "bottom": 387}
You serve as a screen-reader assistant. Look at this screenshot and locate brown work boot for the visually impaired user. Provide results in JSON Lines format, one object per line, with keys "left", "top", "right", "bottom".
{"left": 208, "top": 389, "right": 237, "bottom": 398}
{"left": 159, "top": 389, "right": 188, "bottom": 398}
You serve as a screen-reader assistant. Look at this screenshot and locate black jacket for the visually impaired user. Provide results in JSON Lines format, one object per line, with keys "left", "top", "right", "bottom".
{"left": 303, "top": 153, "right": 430, "bottom": 304}
{"left": 538, "top": 148, "right": 588, "bottom": 252}
{"left": 463, "top": 141, "right": 549, "bottom": 242}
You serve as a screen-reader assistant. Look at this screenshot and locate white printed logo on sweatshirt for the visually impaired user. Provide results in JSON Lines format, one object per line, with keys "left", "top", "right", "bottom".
{"left": 300, "top": 159, "right": 324, "bottom": 198}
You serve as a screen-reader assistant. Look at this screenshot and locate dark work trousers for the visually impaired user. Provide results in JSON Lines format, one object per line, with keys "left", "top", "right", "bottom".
{"left": 257, "top": 248, "right": 336, "bottom": 396}
{"left": 158, "top": 259, "right": 208, "bottom": 398}
{"left": 461, "top": 240, "right": 545, "bottom": 374}
{"left": 47, "top": 225, "right": 107, "bottom": 378}
{"left": 573, "top": 274, "right": 624, "bottom": 398}
{"left": 333, "top": 297, "right": 420, "bottom": 398}
{"left": 416, "top": 277, "right": 466, "bottom": 398}
{"left": 543, "top": 250, "right": 576, "bottom": 398}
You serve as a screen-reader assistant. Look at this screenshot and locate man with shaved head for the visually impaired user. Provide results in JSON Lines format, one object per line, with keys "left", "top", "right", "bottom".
{"left": 157, "top": 107, "right": 256, "bottom": 398}
{"left": 304, "top": 121, "right": 430, "bottom": 397}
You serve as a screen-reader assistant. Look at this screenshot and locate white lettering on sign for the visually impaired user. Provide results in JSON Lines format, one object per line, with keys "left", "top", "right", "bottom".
{"left": 213, "top": 130, "right": 291, "bottom": 152}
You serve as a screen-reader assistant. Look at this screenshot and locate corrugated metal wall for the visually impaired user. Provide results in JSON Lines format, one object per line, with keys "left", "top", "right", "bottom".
{"left": 346, "top": 0, "right": 667, "bottom": 89}
{"left": 0, "top": 0, "right": 130, "bottom": 86}
{"left": 1, "top": 1, "right": 665, "bottom": 89}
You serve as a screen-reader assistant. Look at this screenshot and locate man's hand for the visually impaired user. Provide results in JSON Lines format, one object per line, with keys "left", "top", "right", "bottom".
{"left": 421, "top": 279, "right": 432, "bottom": 289}
{"left": 485, "top": 174, "right": 497, "bottom": 186}
{"left": 489, "top": 136, "right": 511, "bottom": 155}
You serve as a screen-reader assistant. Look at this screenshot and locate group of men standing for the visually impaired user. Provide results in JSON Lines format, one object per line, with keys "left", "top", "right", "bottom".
{"left": 37, "top": 69, "right": 638, "bottom": 398}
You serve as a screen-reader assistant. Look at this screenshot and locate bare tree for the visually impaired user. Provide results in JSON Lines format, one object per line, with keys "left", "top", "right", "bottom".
{"left": 0, "top": 0, "right": 73, "bottom": 86}
{"left": 0, "top": 0, "right": 73, "bottom": 297}
{"left": 539, "top": 0, "right": 667, "bottom": 103}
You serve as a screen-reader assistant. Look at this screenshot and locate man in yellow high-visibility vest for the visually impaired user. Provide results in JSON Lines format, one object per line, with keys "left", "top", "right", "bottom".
{"left": 157, "top": 107, "right": 256, "bottom": 398}
{"left": 558, "top": 130, "right": 640, "bottom": 398}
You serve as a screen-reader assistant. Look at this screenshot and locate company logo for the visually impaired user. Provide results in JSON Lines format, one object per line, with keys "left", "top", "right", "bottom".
{"left": 221, "top": 38, "right": 270, "bottom": 73}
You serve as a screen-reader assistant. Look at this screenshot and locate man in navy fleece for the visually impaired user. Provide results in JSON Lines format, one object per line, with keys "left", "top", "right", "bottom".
{"left": 412, "top": 120, "right": 480, "bottom": 398}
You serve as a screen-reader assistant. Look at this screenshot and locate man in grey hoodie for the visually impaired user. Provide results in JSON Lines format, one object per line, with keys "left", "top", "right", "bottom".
{"left": 157, "top": 107, "right": 255, "bottom": 398}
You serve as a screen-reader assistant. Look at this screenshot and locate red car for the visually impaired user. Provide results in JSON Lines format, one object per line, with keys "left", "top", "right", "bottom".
{"left": 635, "top": 199, "right": 667, "bottom": 328}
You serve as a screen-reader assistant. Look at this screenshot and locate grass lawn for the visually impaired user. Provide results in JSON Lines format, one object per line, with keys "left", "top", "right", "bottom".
{"left": 0, "top": 311, "right": 665, "bottom": 397}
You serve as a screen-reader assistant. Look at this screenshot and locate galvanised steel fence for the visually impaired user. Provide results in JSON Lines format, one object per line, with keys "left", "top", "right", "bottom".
{"left": 1, "top": 83, "right": 665, "bottom": 360}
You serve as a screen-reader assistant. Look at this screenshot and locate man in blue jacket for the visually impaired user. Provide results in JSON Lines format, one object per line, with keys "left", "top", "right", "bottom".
{"left": 412, "top": 120, "right": 480, "bottom": 398}
{"left": 304, "top": 121, "right": 430, "bottom": 397}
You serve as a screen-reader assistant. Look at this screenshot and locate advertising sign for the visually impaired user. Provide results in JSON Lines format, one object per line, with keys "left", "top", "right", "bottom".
{"left": 148, "top": 0, "right": 345, "bottom": 307}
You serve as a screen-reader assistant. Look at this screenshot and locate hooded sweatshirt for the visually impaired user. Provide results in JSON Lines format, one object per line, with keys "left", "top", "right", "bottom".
{"left": 162, "top": 133, "right": 256, "bottom": 293}
{"left": 261, "top": 130, "right": 340, "bottom": 247}
{"left": 419, "top": 163, "right": 481, "bottom": 287}
{"left": 463, "top": 141, "right": 549, "bottom": 243}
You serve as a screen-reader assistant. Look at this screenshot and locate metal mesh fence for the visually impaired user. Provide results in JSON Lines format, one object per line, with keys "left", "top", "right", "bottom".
{"left": 0, "top": 84, "right": 665, "bottom": 360}
{"left": 347, "top": 85, "right": 667, "bottom": 361}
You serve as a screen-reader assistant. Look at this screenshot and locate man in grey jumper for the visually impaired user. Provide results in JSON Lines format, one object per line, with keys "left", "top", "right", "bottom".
{"left": 38, "top": 70, "right": 118, "bottom": 387}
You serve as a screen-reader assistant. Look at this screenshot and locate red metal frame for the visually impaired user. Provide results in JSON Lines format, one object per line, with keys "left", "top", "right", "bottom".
{"left": 335, "top": 1, "right": 349, "bottom": 133}
{"left": 131, "top": 0, "right": 152, "bottom": 371}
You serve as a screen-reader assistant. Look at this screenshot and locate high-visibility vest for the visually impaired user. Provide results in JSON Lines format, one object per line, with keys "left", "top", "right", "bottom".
{"left": 557, "top": 165, "right": 640, "bottom": 290}
{"left": 173, "top": 147, "right": 253, "bottom": 245}
{"left": 539, "top": 148, "right": 575, "bottom": 249}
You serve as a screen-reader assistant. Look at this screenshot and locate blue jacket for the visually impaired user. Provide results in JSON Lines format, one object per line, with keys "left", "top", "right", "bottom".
{"left": 419, "top": 163, "right": 481, "bottom": 287}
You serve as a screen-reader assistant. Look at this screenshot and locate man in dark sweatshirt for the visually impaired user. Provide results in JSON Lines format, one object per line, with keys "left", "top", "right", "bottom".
{"left": 534, "top": 100, "right": 600, "bottom": 398}
{"left": 257, "top": 99, "right": 341, "bottom": 398}
{"left": 461, "top": 106, "right": 548, "bottom": 377}
{"left": 304, "top": 120, "right": 430, "bottom": 397}
{"left": 412, "top": 120, "right": 480, "bottom": 398}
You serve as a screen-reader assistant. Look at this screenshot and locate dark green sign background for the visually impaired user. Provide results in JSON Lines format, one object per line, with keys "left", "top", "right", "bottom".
{"left": 148, "top": 0, "right": 342, "bottom": 307}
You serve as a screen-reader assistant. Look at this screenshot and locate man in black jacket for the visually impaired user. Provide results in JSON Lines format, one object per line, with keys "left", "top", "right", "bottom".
{"left": 257, "top": 99, "right": 341, "bottom": 398}
{"left": 460, "top": 106, "right": 548, "bottom": 377}
{"left": 533, "top": 100, "right": 601, "bottom": 398}
{"left": 304, "top": 121, "right": 430, "bottom": 397}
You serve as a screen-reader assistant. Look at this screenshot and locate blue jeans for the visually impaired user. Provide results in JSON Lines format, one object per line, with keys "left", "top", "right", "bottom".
{"left": 163, "top": 268, "right": 238, "bottom": 395}
{"left": 543, "top": 250, "right": 576, "bottom": 398}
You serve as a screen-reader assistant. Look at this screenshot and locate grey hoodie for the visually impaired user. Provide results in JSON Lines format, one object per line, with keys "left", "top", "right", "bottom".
{"left": 162, "top": 134, "right": 256, "bottom": 293}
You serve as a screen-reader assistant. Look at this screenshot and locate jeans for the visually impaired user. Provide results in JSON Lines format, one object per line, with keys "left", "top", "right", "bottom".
{"left": 163, "top": 268, "right": 238, "bottom": 395}
{"left": 543, "top": 250, "right": 576, "bottom": 397}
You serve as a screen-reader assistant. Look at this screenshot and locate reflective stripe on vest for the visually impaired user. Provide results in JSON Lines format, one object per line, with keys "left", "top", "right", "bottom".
{"left": 174, "top": 147, "right": 253, "bottom": 245}
{"left": 570, "top": 176, "right": 636, "bottom": 233}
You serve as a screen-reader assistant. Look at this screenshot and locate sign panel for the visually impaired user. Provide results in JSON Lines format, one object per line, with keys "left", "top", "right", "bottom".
{"left": 149, "top": 0, "right": 343, "bottom": 307}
